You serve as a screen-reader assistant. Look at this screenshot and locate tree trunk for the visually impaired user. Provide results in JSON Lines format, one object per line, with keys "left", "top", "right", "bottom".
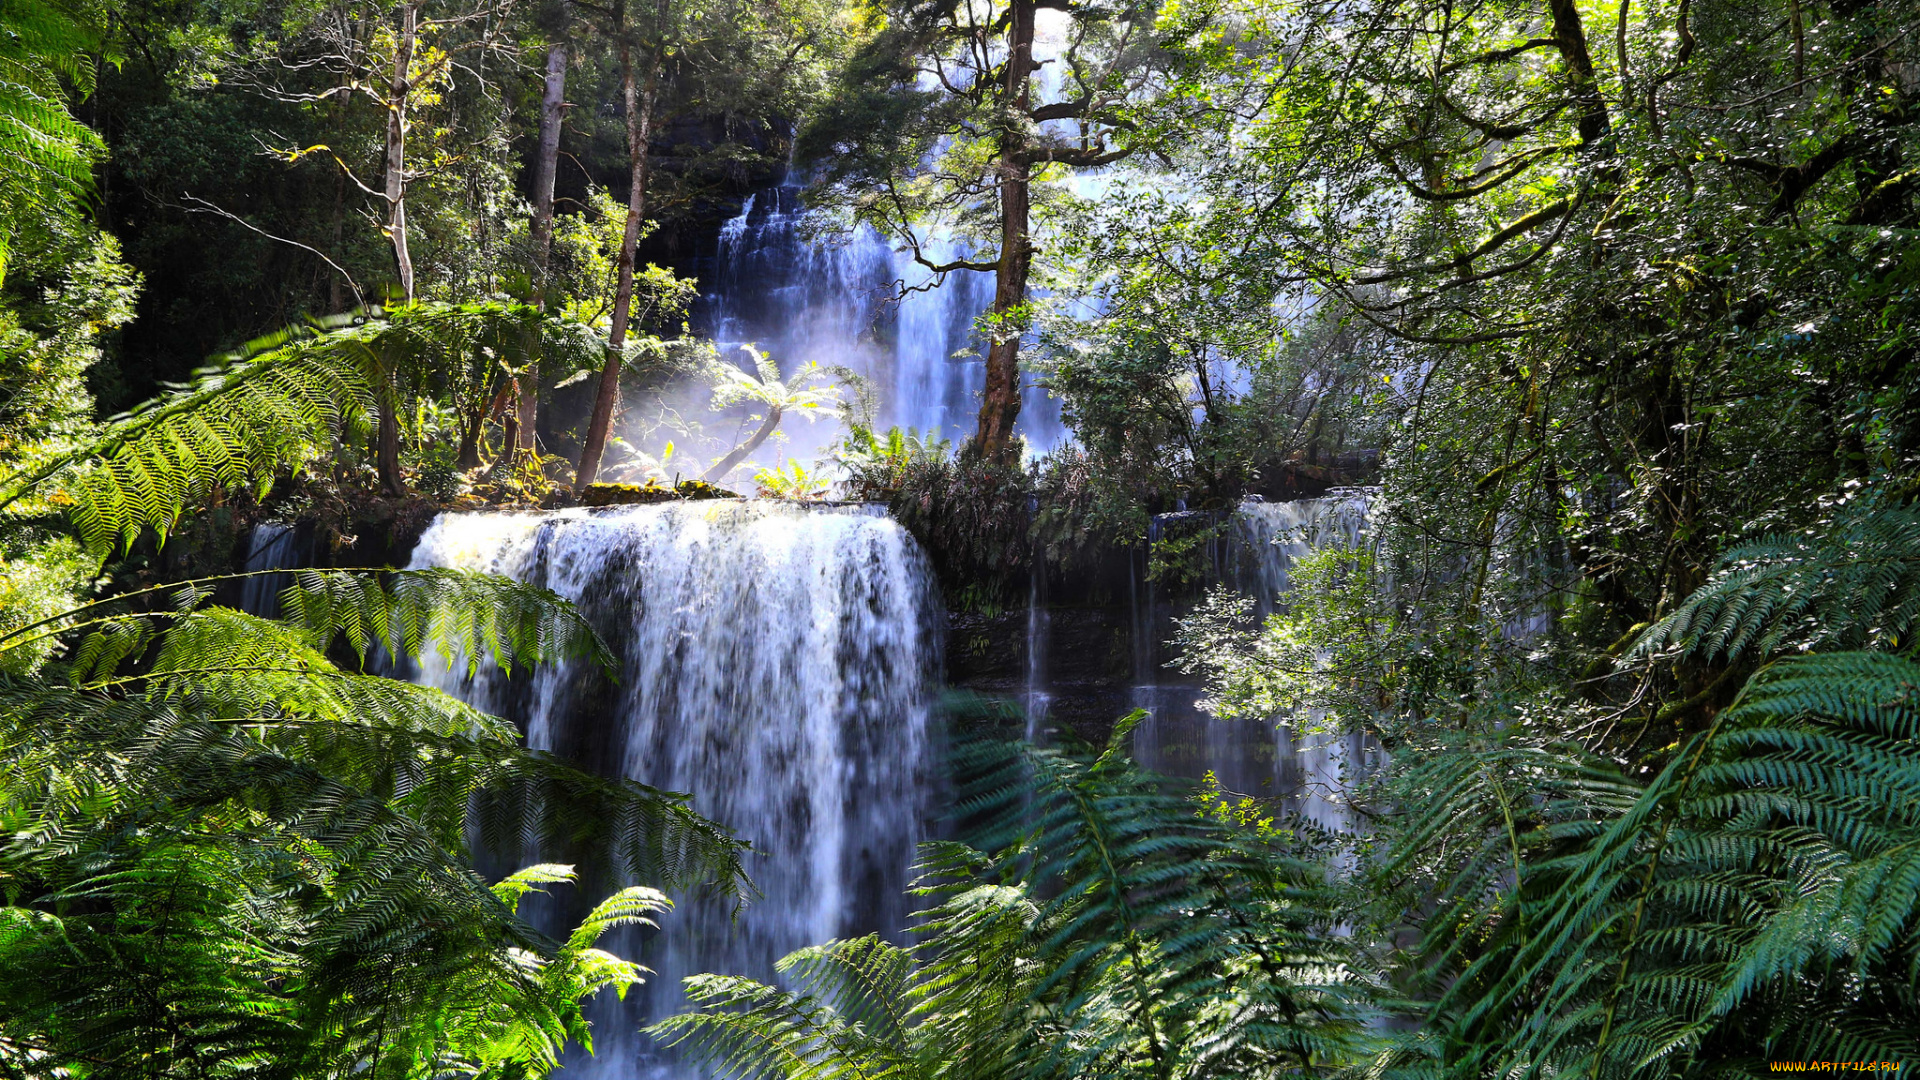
{"left": 974, "top": 0, "right": 1037, "bottom": 460}
{"left": 377, "top": 378, "right": 405, "bottom": 495}
{"left": 1546, "top": 0, "right": 1610, "bottom": 145}
{"left": 574, "top": 37, "right": 657, "bottom": 490}
{"left": 500, "top": 376, "right": 520, "bottom": 454}
{"left": 700, "top": 405, "right": 783, "bottom": 484}
{"left": 457, "top": 406, "right": 485, "bottom": 470}
{"left": 374, "top": 2, "right": 417, "bottom": 496}
{"left": 520, "top": 40, "right": 568, "bottom": 453}
{"left": 329, "top": 112, "right": 347, "bottom": 312}
{"left": 384, "top": 2, "right": 417, "bottom": 302}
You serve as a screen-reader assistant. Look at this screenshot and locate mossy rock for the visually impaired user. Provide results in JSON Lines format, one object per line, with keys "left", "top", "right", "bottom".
{"left": 580, "top": 480, "right": 740, "bottom": 507}
{"left": 673, "top": 479, "right": 739, "bottom": 500}
{"left": 581, "top": 482, "right": 678, "bottom": 506}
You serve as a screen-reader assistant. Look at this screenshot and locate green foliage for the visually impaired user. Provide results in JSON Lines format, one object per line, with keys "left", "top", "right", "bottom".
{"left": 1348, "top": 498, "right": 1920, "bottom": 1075}
{"left": 0, "top": 558, "right": 746, "bottom": 1074}
{"left": 1038, "top": 285, "right": 1386, "bottom": 512}
{"left": 652, "top": 713, "right": 1365, "bottom": 1079}
{"left": 0, "top": 0, "right": 107, "bottom": 274}
{"left": 1174, "top": 544, "right": 1413, "bottom": 735}
{"left": 1632, "top": 494, "right": 1920, "bottom": 663}
{"left": 0, "top": 298, "right": 619, "bottom": 552}
{"left": 838, "top": 424, "right": 951, "bottom": 501}
{"left": 0, "top": 312, "right": 375, "bottom": 551}
{"left": 415, "top": 454, "right": 465, "bottom": 499}
{"left": 0, "top": 530, "right": 92, "bottom": 675}
{"left": 1380, "top": 651, "right": 1920, "bottom": 1078}
{"left": 1145, "top": 513, "right": 1227, "bottom": 590}
{"left": 866, "top": 443, "right": 1033, "bottom": 612}
{"left": 0, "top": 315, "right": 745, "bottom": 1073}
{"left": 0, "top": 232, "right": 140, "bottom": 462}
{"left": 754, "top": 459, "right": 831, "bottom": 500}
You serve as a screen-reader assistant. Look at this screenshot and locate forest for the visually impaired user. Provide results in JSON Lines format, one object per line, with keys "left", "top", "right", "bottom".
{"left": 0, "top": 0, "right": 1916, "bottom": 1072}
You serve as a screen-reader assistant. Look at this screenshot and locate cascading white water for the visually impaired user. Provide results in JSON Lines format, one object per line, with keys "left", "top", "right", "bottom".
{"left": 407, "top": 501, "right": 940, "bottom": 1078}
{"left": 237, "top": 523, "right": 302, "bottom": 618}
{"left": 700, "top": 185, "right": 1066, "bottom": 453}
{"left": 1131, "top": 495, "right": 1376, "bottom": 832}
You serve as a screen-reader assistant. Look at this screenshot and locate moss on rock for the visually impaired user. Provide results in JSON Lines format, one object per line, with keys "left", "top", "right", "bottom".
{"left": 580, "top": 480, "right": 740, "bottom": 507}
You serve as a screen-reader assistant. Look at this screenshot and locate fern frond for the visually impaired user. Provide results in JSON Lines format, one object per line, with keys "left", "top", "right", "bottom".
{"left": 1, "top": 299, "right": 551, "bottom": 554}
{"left": 656, "top": 714, "right": 1365, "bottom": 1080}
{"left": 777, "top": 935, "right": 916, "bottom": 1044}
{"left": 1411, "top": 652, "right": 1920, "bottom": 1077}
{"left": 0, "top": 0, "right": 103, "bottom": 232}
{"left": 651, "top": 972, "right": 882, "bottom": 1080}
{"left": 0, "top": 327, "right": 372, "bottom": 552}
{"left": 1631, "top": 501, "right": 1920, "bottom": 663}
{"left": 280, "top": 566, "right": 614, "bottom": 677}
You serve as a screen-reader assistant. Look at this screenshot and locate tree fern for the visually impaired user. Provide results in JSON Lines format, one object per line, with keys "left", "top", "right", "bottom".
{"left": 1630, "top": 499, "right": 1920, "bottom": 663}
{"left": 0, "top": 538, "right": 742, "bottom": 1076}
{"left": 0, "top": 670, "right": 739, "bottom": 1075}
{"left": 1398, "top": 652, "right": 1920, "bottom": 1078}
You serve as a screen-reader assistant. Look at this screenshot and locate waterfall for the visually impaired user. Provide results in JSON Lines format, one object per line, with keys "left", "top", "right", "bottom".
{"left": 406, "top": 501, "right": 940, "bottom": 1078}
{"left": 699, "top": 186, "right": 1066, "bottom": 453}
{"left": 1131, "top": 494, "right": 1376, "bottom": 832}
{"left": 237, "top": 523, "right": 303, "bottom": 618}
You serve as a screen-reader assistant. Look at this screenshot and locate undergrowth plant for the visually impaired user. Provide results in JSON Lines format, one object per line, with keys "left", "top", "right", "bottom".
{"left": 653, "top": 711, "right": 1366, "bottom": 1080}
{"left": 0, "top": 318, "right": 748, "bottom": 1077}
{"left": 1362, "top": 490, "right": 1920, "bottom": 1077}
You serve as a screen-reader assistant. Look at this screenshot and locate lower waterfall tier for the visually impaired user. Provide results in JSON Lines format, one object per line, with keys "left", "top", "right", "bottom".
{"left": 408, "top": 501, "right": 939, "bottom": 1078}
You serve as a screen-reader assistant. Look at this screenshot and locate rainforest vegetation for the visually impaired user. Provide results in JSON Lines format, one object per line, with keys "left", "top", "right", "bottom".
{"left": 0, "top": 0, "right": 1917, "bottom": 1071}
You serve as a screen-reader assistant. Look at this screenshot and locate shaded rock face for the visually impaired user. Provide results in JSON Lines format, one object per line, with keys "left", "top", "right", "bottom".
{"left": 944, "top": 494, "right": 1378, "bottom": 835}
{"left": 1249, "top": 451, "right": 1380, "bottom": 502}
{"left": 945, "top": 605, "right": 1138, "bottom": 747}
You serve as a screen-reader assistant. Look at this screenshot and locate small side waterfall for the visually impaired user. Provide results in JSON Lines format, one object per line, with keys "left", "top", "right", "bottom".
{"left": 1131, "top": 495, "right": 1376, "bottom": 832}
{"left": 407, "top": 502, "right": 940, "bottom": 1078}
{"left": 237, "top": 523, "right": 304, "bottom": 618}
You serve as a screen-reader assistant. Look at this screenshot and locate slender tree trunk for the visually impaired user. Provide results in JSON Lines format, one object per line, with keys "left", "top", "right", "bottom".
{"left": 520, "top": 40, "right": 568, "bottom": 453}
{"left": 500, "top": 376, "right": 520, "bottom": 453}
{"left": 457, "top": 408, "right": 486, "bottom": 469}
{"left": 329, "top": 105, "right": 347, "bottom": 313}
{"left": 974, "top": 0, "right": 1037, "bottom": 460}
{"left": 701, "top": 405, "right": 782, "bottom": 483}
{"left": 1546, "top": 0, "right": 1610, "bottom": 145}
{"left": 384, "top": 2, "right": 417, "bottom": 302}
{"left": 374, "top": 2, "right": 417, "bottom": 496}
{"left": 574, "top": 35, "right": 657, "bottom": 490}
{"left": 377, "top": 388, "right": 405, "bottom": 495}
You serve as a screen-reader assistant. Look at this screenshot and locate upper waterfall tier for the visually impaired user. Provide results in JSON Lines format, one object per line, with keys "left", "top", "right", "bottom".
{"left": 697, "top": 186, "right": 1066, "bottom": 452}
{"left": 407, "top": 501, "right": 940, "bottom": 1077}
{"left": 1232, "top": 493, "right": 1373, "bottom": 614}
